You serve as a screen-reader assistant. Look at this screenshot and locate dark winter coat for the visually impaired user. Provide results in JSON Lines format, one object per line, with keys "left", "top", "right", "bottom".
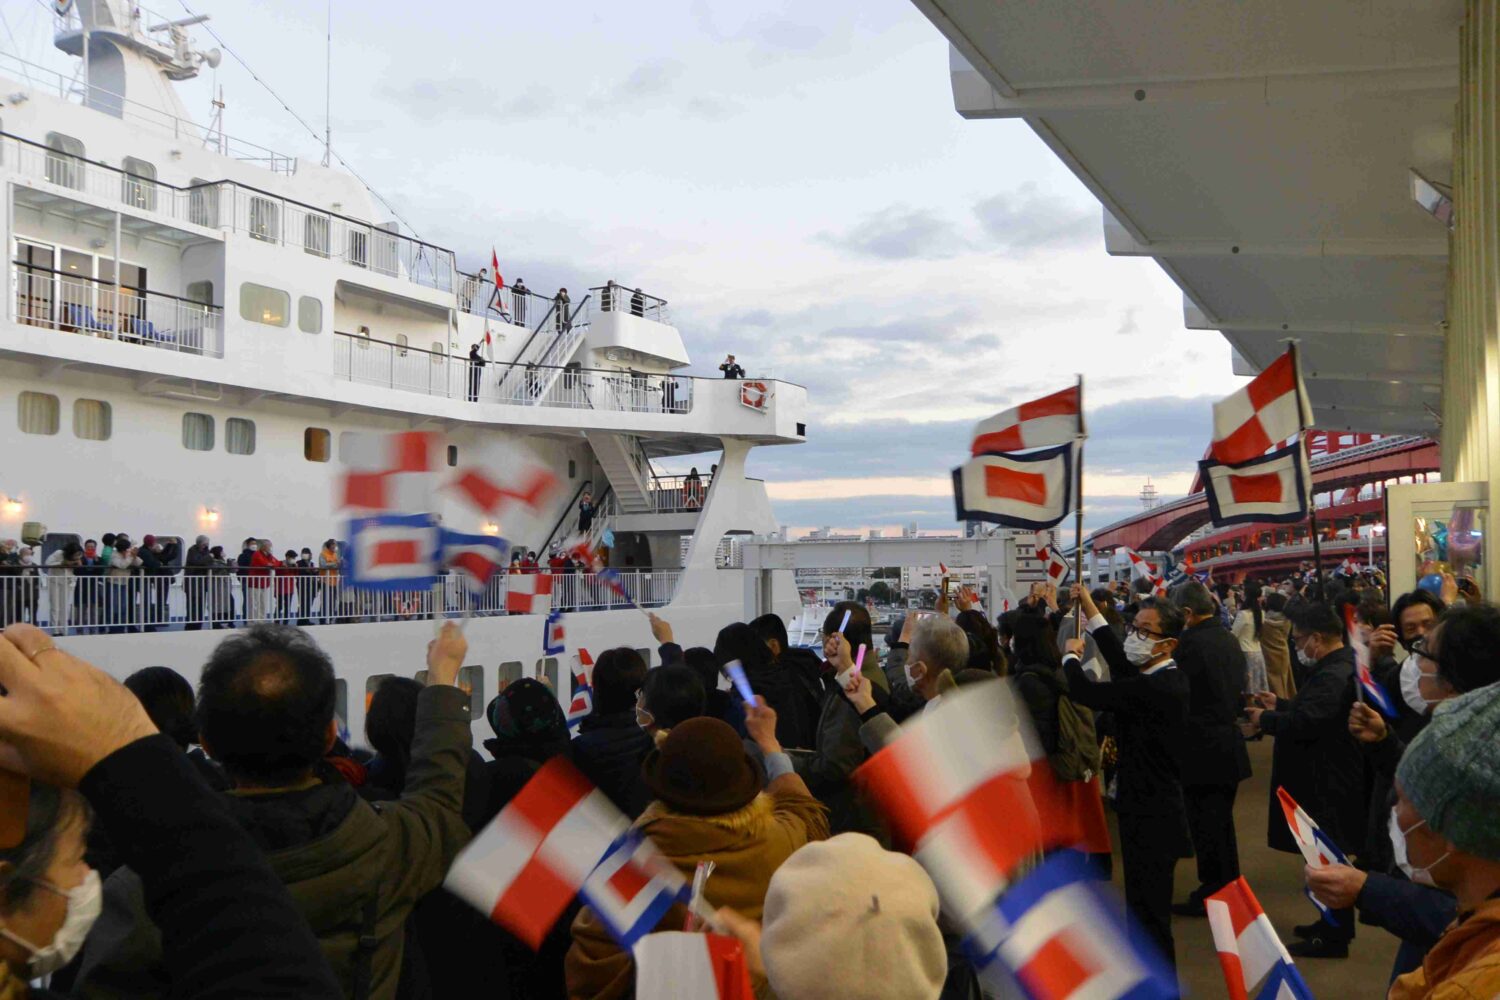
{"left": 1261, "top": 646, "right": 1366, "bottom": 856}
{"left": 569, "top": 709, "right": 654, "bottom": 818}
{"left": 1173, "top": 618, "right": 1252, "bottom": 787}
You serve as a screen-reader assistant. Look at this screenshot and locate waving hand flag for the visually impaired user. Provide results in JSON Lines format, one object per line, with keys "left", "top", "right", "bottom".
{"left": 971, "top": 385, "right": 1084, "bottom": 455}
{"left": 347, "top": 513, "right": 440, "bottom": 591}
{"left": 1344, "top": 605, "right": 1397, "bottom": 718}
{"left": 954, "top": 443, "right": 1077, "bottom": 531}
{"left": 636, "top": 933, "right": 754, "bottom": 1000}
{"left": 1199, "top": 441, "right": 1312, "bottom": 528}
{"left": 1033, "top": 532, "right": 1072, "bottom": 585}
{"left": 580, "top": 831, "right": 689, "bottom": 950}
{"left": 965, "top": 852, "right": 1177, "bottom": 1000}
{"left": 339, "top": 431, "right": 438, "bottom": 512}
{"left": 441, "top": 529, "right": 511, "bottom": 594}
{"left": 1206, "top": 877, "right": 1313, "bottom": 1000}
{"left": 1277, "top": 787, "right": 1349, "bottom": 924}
{"left": 544, "top": 610, "right": 567, "bottom": 656}
{"left": 567, "top": 649, "right": 595, "bottom": 729}
{"left": 1210, "top": 348, "right": 1314, "bottom": 465}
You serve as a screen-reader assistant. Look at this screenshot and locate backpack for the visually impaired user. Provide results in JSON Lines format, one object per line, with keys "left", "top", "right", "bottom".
{"left": 1050, "top": 688, "right": 1102, "bottom": 783}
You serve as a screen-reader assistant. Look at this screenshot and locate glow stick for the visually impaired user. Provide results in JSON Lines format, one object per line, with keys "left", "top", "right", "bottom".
{"left": 725, "top": 660, "right": 755, "bottom": 702}
{"left": 838, "top": 609, "right": 852, "bottom": 634}
{"left": 852, "top": 644, "right": 866, "bottom": 677}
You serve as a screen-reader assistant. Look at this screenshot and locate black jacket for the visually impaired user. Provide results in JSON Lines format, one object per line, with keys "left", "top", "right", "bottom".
{"left": 1261, "top": 646, "right": 1365, "bottom": 856}
{"left": 1064, "top": 620, "right": 1190, "bottom": 821}
{"left": 789, "top": 672, "right": 880, "bottom": 838}
{"left": 774, "top": 646, "right": 825, "bottom": 751}
{"left": 1173, "top": 618, "right": 1252, "bottom": 786}
{"left": 184, "top": 544, "right": 213, "bottom": 576}
{"left": 569, "top": 709, "right": 653, "bottom": 818}
{"left": 72, "top": 735, "right": 341, "bottom": 1000}
{"left": 1356, "top": 871, "right": 1456, "bottom": 953}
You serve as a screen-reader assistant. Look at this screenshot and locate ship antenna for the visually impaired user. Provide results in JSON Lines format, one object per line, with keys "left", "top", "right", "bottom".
{"left": 322, "top": 0, "right": 331, "bottom": 167}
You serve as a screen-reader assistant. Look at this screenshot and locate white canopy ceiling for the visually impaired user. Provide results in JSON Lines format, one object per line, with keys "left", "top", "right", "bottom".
{"left": 919, "top": 0, "right": 1463, "bottom": 434}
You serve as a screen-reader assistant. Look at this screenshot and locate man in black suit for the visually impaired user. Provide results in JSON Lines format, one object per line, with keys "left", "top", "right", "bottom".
{"left": 1064, "top": 586, "right": 1191, "bottom": 973}
{"left": 1169, "top": 580, "right": 1252, "bottom": 916}
{"left": 719, "top": 354, "right": 746, "bottom": 379}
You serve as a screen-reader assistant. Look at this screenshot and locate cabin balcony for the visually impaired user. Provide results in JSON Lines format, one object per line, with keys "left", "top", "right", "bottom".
{"left": 13, "top": 267, "right": 223, "bottom": 357}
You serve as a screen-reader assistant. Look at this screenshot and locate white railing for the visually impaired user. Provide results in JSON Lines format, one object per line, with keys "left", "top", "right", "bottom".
{"left": 592, "top": 285, "right": 670, "bottom": 324}
{"left": 0, "top": 51, "right": 296, "bottom": 175}
{"left": 0, "top": 568, "right": 681, "bottom": 636}
{"left": 456, "top": 275, "right": 550, "bottom": 325}
{"left": 3, "top": 131, "right": 454, "bottom": 293}
{"left": 649, "top": 474, "right": 712, "bottom": 513}
{"left": 15, "top": 268, "right": 224, "bottom": 358}
{"left": 334, "top": 332, "right": 697, "bottom": 414}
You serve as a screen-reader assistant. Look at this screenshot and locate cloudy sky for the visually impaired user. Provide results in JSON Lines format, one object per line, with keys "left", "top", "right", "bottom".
{"left": 9, "top": 0, "right": 1246, "bottom": 535}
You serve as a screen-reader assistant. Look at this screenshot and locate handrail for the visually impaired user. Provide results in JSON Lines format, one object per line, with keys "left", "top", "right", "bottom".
{"left": 13, "top": 261, "right": 221, "bottom": 309}
{"left": 591, "top": 285, "right": 667, "bottom": 308}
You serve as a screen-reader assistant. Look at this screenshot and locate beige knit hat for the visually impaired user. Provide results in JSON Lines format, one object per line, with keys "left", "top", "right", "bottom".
{"left": 761, "top": 834, "right": 946, "bottom": 1000}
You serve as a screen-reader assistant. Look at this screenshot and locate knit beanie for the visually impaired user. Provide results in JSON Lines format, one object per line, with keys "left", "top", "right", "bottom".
{"left": 1397, "top": 683, "right": 1500, "bottom": 860}
{"left": 760, "top": 834, "right": 946, "bottom": 1000}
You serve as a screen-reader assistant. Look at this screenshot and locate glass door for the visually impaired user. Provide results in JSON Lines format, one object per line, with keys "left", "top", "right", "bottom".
{"left": 14, "top": 241, "right": 54, "bottom": 328}
{"left": 1386, "top": 482, "right": 1490, "bottom": 602}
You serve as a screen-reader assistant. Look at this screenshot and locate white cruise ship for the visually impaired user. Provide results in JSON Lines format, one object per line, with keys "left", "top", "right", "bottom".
{"left": 0, "top": 0, "right": 808, "bottom": 738}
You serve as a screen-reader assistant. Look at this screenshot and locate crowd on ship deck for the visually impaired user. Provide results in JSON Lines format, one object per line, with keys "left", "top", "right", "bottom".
{"left": 0, "top": 559, "right": 1497, "bottom": 1000}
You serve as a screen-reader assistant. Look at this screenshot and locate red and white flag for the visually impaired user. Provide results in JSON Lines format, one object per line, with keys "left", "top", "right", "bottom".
{"left": 491, "top": 248, "right": 504, "bottom": 293}
{"left": 1119, "top": 547, "right": 1159, "bottom": 579}
{"left": 506, "top": 572, "right": 553, "bottom": 614}
{"left": 970, "top": 385, "right": 1084, "bottom": 455}
{"left": 348, "top": 513, "right": 440, "bottom": 591}
{"left": 1200, "top": 441, "right": 1311, "bottom": 527}
{"left": 635, "top": 933, "right": 754, "bottom": 1000}
{"left": 440, "top": 529, "right": 510, "bottom": 594}
{"left": 1206, "top": 877, "right": 1299, "bottom": 1000}
{"left": 857, "top": 681, "right": 1045, "bottom": 929}
{"left": 338, "top": 431, "right": 438, "bottom": 512}
{"left": 448, "top": 466, "right": 560, "bottom": 519}
{"left": 1033, "top": 532, "right": 1071, "bottom": 585}
{"left": 953, "top": 443, "right": 1076, "bottom": 531}
{"left": 1210, "top": 348, "right": 1314, "bottom": 465}
{"left": 443, "top": 757, "right": 628, "bottom": 949}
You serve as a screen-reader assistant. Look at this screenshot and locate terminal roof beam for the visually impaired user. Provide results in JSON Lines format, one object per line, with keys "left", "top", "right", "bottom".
{"left": 741, "top": 536, "right": 1013, "bottom": 571}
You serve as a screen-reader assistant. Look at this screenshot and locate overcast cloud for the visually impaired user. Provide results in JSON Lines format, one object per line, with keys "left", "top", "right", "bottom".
{"left": 4, "top": 0, "right": 1247, "bottom": 538}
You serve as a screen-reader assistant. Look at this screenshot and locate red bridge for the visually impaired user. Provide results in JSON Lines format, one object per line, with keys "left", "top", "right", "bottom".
{"left": 1087, "top": 434, "right": 1439, "bottom": 579}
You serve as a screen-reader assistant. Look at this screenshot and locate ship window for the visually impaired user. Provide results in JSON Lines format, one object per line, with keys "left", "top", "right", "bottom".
{"left": 447, "top": 445, "right": 458, "bottom": 467}
{"left": 430, "top": 341, "right": 443, "bottom": 364}
{"left": 303, "top": 214, "right": 330, "bottom": 258}
{"left": 72, "top": 399, "right": 111, "bottom": 440}
{"left": 186, "top": 280, "right": 214, "bottom": 306}
{"left": 182, "top": 413, "right": 214, "bottom": 451}
{"left": 346, "top": 228, "right": 368, "bottom": 268}
{"left": 568, "top": 460, "right": 576, "bottom": 479}
{"left": 226, "top": 418, "right": 256, "bottom": 456}
{"left": 304, "top": 427, "right": 331, "bottom": 462}
{"left": 298, "top": 296, "right": 322, "bottom": 334}
{"left": 44, "top": 133, "right": 84, "bottom": 190}
{"left": 239, "top": 283, "right": 289, "bottom": 327}
{"left": 188, "top": 179, "right": 220, "bottom": 227}
{"left": 248, "top": 195, "right": 280, "bottom": 243}
{"left": 17, "top": 392, "right": 59, "bottom": 435}
{"left": 121, "top": 157, "right": 157, "bottom": 211}
{"left": 337, "top": 431, "right": 358, "bottom": 462}
{"left": 396, "top": 334, "right": 409, "bottom": 357}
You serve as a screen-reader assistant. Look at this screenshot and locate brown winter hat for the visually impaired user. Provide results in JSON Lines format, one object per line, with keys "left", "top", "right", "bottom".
{"left": 640, "top": 717, "right": 763, "bottom": 815}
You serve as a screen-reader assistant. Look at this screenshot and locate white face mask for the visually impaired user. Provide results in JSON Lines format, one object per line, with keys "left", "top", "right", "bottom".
{"left": 904, "top": 658, "right": 922, "bottom": 691}
{"left": 1389, "top": 809, "right": 1449, "bottom": 888}
{"left": 1399, "top": 654, "right": 1435, "bottom": 715}
{"left": 1295, "top": 639, "right": 1318, "bottom": 668}
{"left": 1123, "top": 632, "right": 1159, "bottom": 666}
{"left": 0, "top": 869, "right": 103, "bottom": 977}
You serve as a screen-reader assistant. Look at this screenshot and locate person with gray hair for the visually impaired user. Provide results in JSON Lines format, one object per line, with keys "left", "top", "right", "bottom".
{"left": 1167, "top": 579, "right": 1252, "bottom": 919}
{"left": 848, "top": 615, "right": 972, "bottom": 751}
{"left": 1062, "top": 589, "right": 1191, "bottom": 973}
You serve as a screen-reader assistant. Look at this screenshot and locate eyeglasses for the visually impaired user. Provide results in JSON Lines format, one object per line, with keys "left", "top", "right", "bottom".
{"left": 1127, "top": 624, "right": 1165, "bottom": 642}
{"left": 1408, "top": 636, "right": 1440, "bottom": 664}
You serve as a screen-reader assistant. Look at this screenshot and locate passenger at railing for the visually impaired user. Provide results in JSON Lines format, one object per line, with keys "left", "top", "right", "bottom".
{"left": 274, "top": 550, "right": 299, "bottom": 623}
{"left": 631, "top": 287, "right": 645, "bottom": 317}
{"left": 105, "top": 537, "right": 141, "bottom": 635}
{"left": 74, "top": 540, "right": 105, "bottom": 635}
{"left": 208, "top": 545, "right": 236, "bottom": 628}
{"left": 246, "top": 540, "right": 279, "bottom": 623}
{"left": 139, "top": 535, "right": 179, "bottom": 633}
{"left": 236, "top": 538, "right": 256, "bottom": 626}
{"left": 466, "top": 343, "right": 486, "bottom": 403}
{"left": 293, "top": 548, "right": 319, "bottom": 627}
{"left": 512, "top": 278, "right": 529, "bottom": 326}
{"left": 521, "top": 550, "right": 540, "bottom": 575}
{"left": 683, "top": 467, "right": 704, "bottom": 509}
{"left": 720, "top": 353, "right": 746, "bottom": 379}
{"left": 600, "top": 279, "right": 618, "bottom": 311}
{"left": 318, "top": 539, "right": 341, "bottom": 624}
{"left": 44, "top": 542, "right": 82, "bottom": 633}
{"left": 555, "top": 287, "right": 570, "bottom": 333}
{"left": 525, "top": 361, "right": 540, "bottom": 399}
{"left": 578, "top": 491, "right": 596, "bottom": 534}
{"left": 183, "top": 535, "right": 213, "bottom": 631}
{"left": 548, "top": 546, "right": 574, "bottom": 612}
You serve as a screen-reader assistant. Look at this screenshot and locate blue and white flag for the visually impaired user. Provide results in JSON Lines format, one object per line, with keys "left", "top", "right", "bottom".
{"left": 1256, "top": 960, "right": 1315, "bottom": 1000}
{"left": 599, "top": 568, "right": 636, "bottom": 607}
{"left": 544, "top": 610, "right": 567, "bottom": 656}
{"left": 347, "top": 513, "right": 440, "bottom": 591}
{"left": 440, "top": 529, "right": 511, "bottom": 595}
{"left": 579, "top": 832, "right": 689, "bottom": 952}
{"left": 964, "top": 852, "right": 1177, "bottom": 1000}
{"left": 1278, "top": 787, "right": 1350, "bottom": 925}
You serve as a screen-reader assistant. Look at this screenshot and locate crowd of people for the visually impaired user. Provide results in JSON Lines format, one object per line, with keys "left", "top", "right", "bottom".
{"left": 0, "top": 529, "right": 642, "bottom": 634}
{"left": 0, "top": 561, "right": 1496, "bottom": 999}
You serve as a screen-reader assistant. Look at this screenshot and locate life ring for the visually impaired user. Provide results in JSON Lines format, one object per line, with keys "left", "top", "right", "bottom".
{"left": 740, "top": 380, "right": 769, "bottom": 410}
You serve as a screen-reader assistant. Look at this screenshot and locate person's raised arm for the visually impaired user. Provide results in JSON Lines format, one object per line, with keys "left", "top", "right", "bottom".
{"left": 0, "top": 624, "right": 340, "bottom": 999}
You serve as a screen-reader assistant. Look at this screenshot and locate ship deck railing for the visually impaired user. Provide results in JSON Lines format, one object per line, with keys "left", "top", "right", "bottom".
{"left": 590, "top": 285, "right": 670, "bottom": 325}
{"left": 0, "top": 51, "right": 296, "bottom": 175}
{"left": 14, "top": 264, "right": 224, "bottom": 357}
{"left": 2, "top": 130, "right": 456, "bottom": 293}
{"left": 334, "top": 330, "right": 701, "bottom": 414}
{"left": 0, "top": 568, "right": 681, "bottom": 636}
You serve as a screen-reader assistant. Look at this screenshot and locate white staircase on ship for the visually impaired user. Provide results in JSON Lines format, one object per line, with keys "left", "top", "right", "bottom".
{"left": 585, "top": 432, "right": 654, "bottom": 513}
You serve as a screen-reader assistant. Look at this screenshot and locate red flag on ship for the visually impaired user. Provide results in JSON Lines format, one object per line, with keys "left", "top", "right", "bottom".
{"left": 491, "top": 248, "right": 504, "bottom": 293}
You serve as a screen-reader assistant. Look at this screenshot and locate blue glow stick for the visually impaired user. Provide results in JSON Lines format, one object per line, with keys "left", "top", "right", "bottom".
{"left": 838, "top": 609, "right": 852, "bottom": 634}
{"left": 726, "top": 660, "right": 755, "bottom": 702}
